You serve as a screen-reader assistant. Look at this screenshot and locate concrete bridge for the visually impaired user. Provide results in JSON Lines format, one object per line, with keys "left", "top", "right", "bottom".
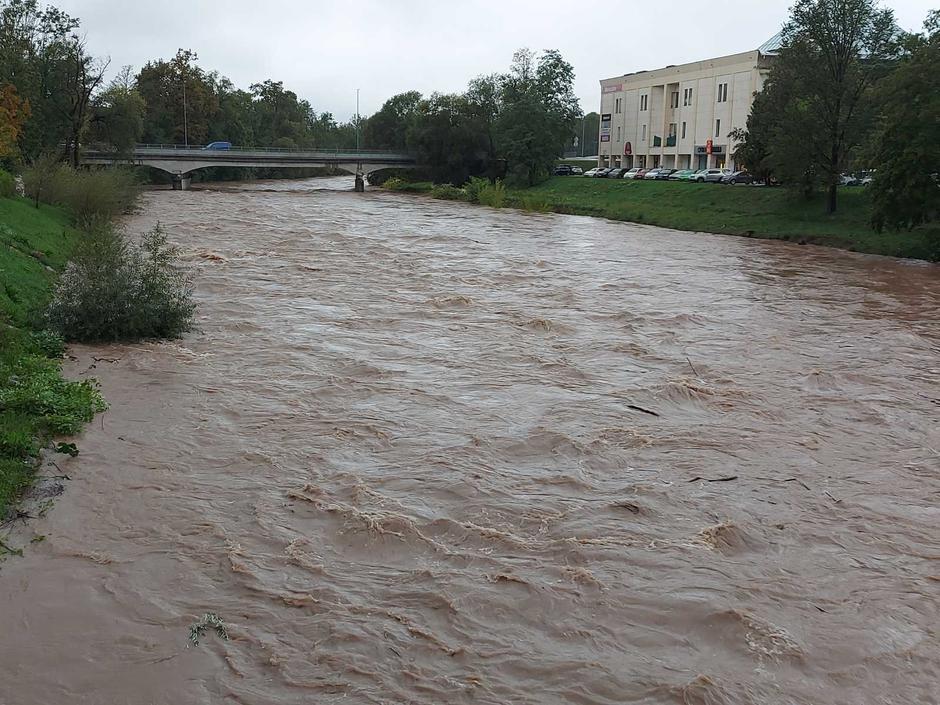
{"left": 80, "top": 145, "right": 417, "bottom": 191}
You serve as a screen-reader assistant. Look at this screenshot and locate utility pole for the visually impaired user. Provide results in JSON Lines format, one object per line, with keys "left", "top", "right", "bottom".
{"left": 182, "top": 69, "right": 189, "bottom": 146}
{"left": 581, "top": 116, "right": 585, "bottom": 158}
{"left": 356, "top": 88, "right": 360, "bottom": 151}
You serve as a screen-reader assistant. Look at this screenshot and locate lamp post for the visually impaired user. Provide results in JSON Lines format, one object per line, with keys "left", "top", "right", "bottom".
{"left": 182, "top": 75, "right": 189, "bottom": 146}
{"left": 356, "top": 88, "right": 360, "bottom": 151}
{"left": 580, "top": 116, "right": 585, "bottom": 158}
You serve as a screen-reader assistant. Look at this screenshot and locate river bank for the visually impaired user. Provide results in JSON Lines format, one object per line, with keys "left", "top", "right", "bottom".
{"left": 384, "top": 176, "right": 940, "bottom": 261}
{"left": 0, "top": 196, "right": 106, "bottom": 519}
{"left": 1, "top": 177, "right": 937, "bottom": 703}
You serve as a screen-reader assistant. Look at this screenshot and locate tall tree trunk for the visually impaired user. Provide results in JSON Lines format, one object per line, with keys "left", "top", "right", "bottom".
{"left": 827, "top": 182, "right": 838, "bottom": 214}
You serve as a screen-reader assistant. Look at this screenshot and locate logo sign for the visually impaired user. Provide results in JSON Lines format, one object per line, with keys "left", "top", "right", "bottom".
{"left": 600, "top": 134, "right": 611, "bottom": 142}
{"left": 602, "top": 83, "right": 623, "bottom": 94}
{"left": 706, "top": 138, "right": 713, "bottom": 155}
{"left": 624, "top": 141, "right": 632, "bottom": 156}
{"left": 600, "top": 113, "right": 612, "bottom": 143}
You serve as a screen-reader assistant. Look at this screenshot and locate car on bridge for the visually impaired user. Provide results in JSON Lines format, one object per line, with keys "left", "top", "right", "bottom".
{"left": 204, "top": 142, "right": 232, "bottom": 150}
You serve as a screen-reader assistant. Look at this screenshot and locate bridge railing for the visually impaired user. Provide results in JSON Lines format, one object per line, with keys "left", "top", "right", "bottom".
{"left": 129, "top": 143, "right": 408, "bottom": 156}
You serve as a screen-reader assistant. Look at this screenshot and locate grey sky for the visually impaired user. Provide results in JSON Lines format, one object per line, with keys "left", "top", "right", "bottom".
{"left": 56, "top": 0, "right": 936, "bottom": 120}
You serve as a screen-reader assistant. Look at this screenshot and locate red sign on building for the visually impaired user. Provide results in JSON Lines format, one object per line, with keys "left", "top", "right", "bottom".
{"left": 624, "top": 142, "right": 632, "bottom": 156}
{"left": 706, "top": 139, "right": 713, "bottom": 155}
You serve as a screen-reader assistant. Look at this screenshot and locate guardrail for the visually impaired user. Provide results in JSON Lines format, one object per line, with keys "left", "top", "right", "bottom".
{"left": 128, "top": 144, "right": 407, "bottom": 155}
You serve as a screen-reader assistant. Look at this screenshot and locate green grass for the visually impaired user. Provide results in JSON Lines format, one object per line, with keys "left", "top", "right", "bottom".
{"left": 0, "top": 196, "right": 105, "bottom": 517}
{"left": 506, "top": 177, "right": 940, "bottom": 261}
{"left": 0, "top": 197, "right": 78, "bottom": 326}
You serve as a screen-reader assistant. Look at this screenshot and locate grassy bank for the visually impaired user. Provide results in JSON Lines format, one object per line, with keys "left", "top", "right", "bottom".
{"left": 0, "top": 196, "right": 105, "bottom": 518}
{"left": 386, "top": 176, "right": 940, "bottom": 261}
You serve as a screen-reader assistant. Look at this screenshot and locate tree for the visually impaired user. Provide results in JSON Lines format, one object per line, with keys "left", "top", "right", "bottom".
{"left": 407, "top": 92, "right": 489, "bottom": 184}
{"left": 759, "top": 0, "right": 899, "bottom": 213}
{"left": 363, "top": 90, "right": 421, "bottom": 150}
{"left": 0, "top": 82, "right": 30, "bottom": 157}
{"left": 869, "top": 10, "right": 940, "bottom": 231}
{"left": 88, "top": 67, "right": 145, "bottom": 155}
{"left": 496, "top": 48, "right": 581, "bottom": 186}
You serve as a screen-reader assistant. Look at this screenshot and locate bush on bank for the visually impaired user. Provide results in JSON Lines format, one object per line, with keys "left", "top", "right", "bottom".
{"left": 0, "top": 169, "right": 15, "bottom": 198}
{"left": 45, "top": 223, "right": 196, "bottom": 343}
{"left": 23, "top": 162, "right": 141, "bottom": 229}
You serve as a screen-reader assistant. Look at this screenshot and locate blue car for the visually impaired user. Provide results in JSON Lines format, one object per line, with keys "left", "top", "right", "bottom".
{"left": 204, "top": 141, "right": 232, "bottom": 150}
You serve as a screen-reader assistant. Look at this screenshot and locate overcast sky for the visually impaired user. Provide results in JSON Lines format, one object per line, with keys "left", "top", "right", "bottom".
{"left": 55, "top": 0, "right": 936, "bottom": 120}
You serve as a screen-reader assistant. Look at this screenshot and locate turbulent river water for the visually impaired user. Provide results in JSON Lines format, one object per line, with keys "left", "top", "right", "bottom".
{"left": 1, "top": 176, "right": 939, "bottom": 705}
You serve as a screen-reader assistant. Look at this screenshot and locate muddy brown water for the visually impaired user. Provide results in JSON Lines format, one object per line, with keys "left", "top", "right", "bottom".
{"left": 1, "top": 176, "right": 938, "bottom": 704}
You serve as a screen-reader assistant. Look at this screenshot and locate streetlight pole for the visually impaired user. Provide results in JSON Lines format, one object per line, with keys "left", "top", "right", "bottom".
{"left": 580, "top": 116, "right": 585, "bottom": 158}
{"left": 182, "top": 69, "right": 189, "bottom": 146}
{"left": 356, "top": 88, "right": 360, "bottom": 151}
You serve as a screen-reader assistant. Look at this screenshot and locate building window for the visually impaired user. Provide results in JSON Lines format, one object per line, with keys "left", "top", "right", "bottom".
{"left": 717, "top": 83, "right": 728, "bottom": 103}
{"left": 617, "top": 126, "right": 621, "bottom": 141}
{"left": 615, "top": 97, "right": 622, "bottom": 114}
{"left": 681, "top": 121, "right": 687, "bottom": 139}
{"left": 642, "top": 124, "right": 647, "bottom": 141}
{"left": 683, "top": 88, "right": 693, "bottom": 106}
{"left": 671, "top": 91, "right": 679, "bottom": 108}
{"left": 715, "top": 119, "right": 721, "bottom": 137}
{"left": 640, "top": 94, "right": 648, "bottom": 111}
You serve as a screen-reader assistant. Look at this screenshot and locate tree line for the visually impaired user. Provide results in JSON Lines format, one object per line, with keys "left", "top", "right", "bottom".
{"left": 732, "top": 0, "right": 938, "bottom": 231}
{"left": 1, "top": 0, "right": 584, "bottom": 187}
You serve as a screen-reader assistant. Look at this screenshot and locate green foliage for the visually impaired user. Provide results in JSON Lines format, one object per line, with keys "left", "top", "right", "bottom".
{"left": 476, "top": 180, "right": 506, "bottom": 208}
{"left": 363, "top": 91, "right": 421, "bottom": 150}
{"left": 742, "top": 0, "right": 900, "bottom": 213}
{"left": 188, "top": 613, "right": 229, "bottom": 646}
{"left": 0, "top": 186, "right": 107, "bottom": 517}
{"left": 0, "top": 354, "right": 106, "bottom": 435}
{"left": 381, "top": 177, "right": 407, "bottom": 191}
{"left": 0, "top": 168, "right": 15, "bottom": 197}
{"left": 0, "top": 196, "right": 76, "bottom": 326}
{"left": 870, "top": 16, "right": 940, "bottom": 231}
{"left": 45, "top": 223, "right": 196, "bottom": 342}
{"left": 88, "top": 67, "right": 145, "bottom": 154}
{"left": 503, "top": 177, "right": 939, "bottom": 260}
{"left": 495, "top": 49, "right": 581, "bottom": 187}
{"left": 430, "top": 183, "right": 467, "bottom": 201}
{"left": 23, "top": 163, "right": 140, "bottom": 228}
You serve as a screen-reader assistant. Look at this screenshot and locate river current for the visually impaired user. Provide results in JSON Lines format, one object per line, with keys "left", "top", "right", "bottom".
{"left": 1, "top": 176, "right": 938, "bottom": 704}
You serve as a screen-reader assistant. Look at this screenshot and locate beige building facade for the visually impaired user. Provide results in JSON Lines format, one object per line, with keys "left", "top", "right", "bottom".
{"left": 598, "top": 40, "right": 778, "bottom": 171}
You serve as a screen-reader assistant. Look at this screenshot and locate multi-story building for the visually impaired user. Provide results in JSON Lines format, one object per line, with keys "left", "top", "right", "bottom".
{"left": 597, "top": 35, "right": 781, "bottom": 171}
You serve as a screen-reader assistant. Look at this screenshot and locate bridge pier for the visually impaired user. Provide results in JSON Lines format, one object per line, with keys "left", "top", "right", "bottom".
{"left": 172, "top": 174, "right": 191, "bottom": 191}
{"left": 354, "top": 173, "right": 365, "bottom": 192}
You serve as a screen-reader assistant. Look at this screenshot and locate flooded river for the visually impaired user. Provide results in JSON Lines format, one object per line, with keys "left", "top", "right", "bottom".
{"left": 1, "top": 176, "right": 938, "bottom": 704}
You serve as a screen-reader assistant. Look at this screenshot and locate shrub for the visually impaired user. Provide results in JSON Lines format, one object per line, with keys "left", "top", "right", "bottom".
{"left": 45, "top": 223, "right": 196, "bottom": 342}
{"left": 430, "top": 183, "right": 467, "bottom": 201}
{"left": 464, "top": 176, "right": 490, "bottom": 203}
{"left": 383, "top": 177, "right": 407, "bottom": 191}
{"left": 477, "top": 180, "right": 506, "bottom": 208}
{"left": 519, "top": 196, "right": 551, "bottom": 213}
{"left": 0, "top": 169, "right": 15, "bottom": 198}
{"left": 23, "top": 161, "right": 140, "bottom": 228}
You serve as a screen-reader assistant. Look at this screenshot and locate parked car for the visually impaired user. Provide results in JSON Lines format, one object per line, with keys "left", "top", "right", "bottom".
{"left": 693, "top": 168, "right": 733, "bottom": 183}
{"left": 553, "top": 165, "right": 573, "bottom": 176}
{"left": 669, "top": 169, "right": 696, "bottom": 181}
{"left": 721, "top": 170, "right": 754, "bottom": 185}
{"left": 595, "top": 168, "right": 613, "bottom": 178}
{"left": 607, "top": 168, "right": 627, "bottom": 178}
{"left": 633, "top": 168, "right": 652, "bottom": 180}
{"left": 571, "top": 166, "right": 583, "bottom": 175}
{"left": 204, "top": 141, "right": 232, "bottom": 150}
{"left": 646, "top": 168, "right": 675, "bottom": 180}
{"left": 583, "top": 167, "right": 602, "bottom": 177}
{"left": 622, "top": 167, "right": 644, "bottom": 180}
